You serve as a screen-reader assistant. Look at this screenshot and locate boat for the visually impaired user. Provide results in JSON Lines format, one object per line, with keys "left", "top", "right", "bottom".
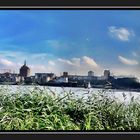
{"left": 84, "top": 82, "right": 91, "bottom": 89}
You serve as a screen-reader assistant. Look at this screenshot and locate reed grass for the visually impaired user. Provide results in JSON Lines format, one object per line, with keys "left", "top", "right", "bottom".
{"left": 0, "top": 86, "right": 140, "bottom": 130}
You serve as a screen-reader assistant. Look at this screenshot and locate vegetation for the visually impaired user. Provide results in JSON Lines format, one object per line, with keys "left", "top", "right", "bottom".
{"left": 0, "top": 86, "right": 140, "bottom": 130}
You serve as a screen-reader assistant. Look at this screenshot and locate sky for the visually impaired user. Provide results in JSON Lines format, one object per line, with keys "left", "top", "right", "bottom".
{"left": 0, "top": 10, "right": 140, "bottom": 79}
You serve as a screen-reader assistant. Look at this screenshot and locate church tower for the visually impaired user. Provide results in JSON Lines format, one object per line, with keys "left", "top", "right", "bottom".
{"left": 19, "top": 60, "right": 30, "bottom": 78}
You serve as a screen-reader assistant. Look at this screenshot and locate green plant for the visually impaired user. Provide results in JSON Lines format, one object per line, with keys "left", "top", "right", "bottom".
{"left": 0, "top": 86, "right": 139, "bottom": 130}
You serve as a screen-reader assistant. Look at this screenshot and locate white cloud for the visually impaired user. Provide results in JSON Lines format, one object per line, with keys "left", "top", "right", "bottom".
{"left": 0, "top": 58, "right": 22, "bottom": 73}
{"left": 118, "top": 55, "right": 139, "bottom": 66}
{"left": 108, "top": 26, "right": 135, "bottom": 41}
{"left": 0, "top": 58, "right": 14, "bottom": 67}
{"left": 0, "top": 51, "right": 101, "bottom": 75}
{"left": 58, "top": 58, "right": 75, "bottom": 66}
{"left": 82, "top": 56, "right": 99, "bottom": 68}
{"left": 48, "top": 60, "right": 55, "bottom": 66}
{"left": 57, "top": 56, "right": 99, "bottom": 68}
{"left": 55, "top": 56, "right": 101, "bottom": 75}
{"left": 71, "top": 58, "right": 81, "bottom": 66}
{"left": 1, "top": 55, "right": 140, "bottom": 80}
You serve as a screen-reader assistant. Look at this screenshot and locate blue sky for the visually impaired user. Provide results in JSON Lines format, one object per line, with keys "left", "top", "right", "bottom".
{"left": 0, "top": 10, "right": 140, "bottom": 78}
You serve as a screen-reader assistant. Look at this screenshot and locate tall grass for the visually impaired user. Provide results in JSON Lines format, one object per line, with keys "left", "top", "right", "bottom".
{"left": 0, "top": 86, "right": 140, "bottom": 130}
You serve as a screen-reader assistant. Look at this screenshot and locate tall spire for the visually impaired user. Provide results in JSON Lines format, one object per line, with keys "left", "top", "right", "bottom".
{"left": 24, "top": 60, "right": 26, "bottom": 66}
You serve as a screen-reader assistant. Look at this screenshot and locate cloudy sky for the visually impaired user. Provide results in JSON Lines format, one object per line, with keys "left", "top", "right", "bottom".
{"left": 0, "top": 10, "right": 140, "bottom": 79}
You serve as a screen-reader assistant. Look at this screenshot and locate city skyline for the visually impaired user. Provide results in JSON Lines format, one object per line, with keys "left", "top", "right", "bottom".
{"left": 0, "top": 10, "right": 139, "bottom": 79}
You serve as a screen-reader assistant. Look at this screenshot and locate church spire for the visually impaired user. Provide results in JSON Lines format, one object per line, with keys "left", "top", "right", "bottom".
{"left": 24, "top": 60, "right": 26, "bottom": 66}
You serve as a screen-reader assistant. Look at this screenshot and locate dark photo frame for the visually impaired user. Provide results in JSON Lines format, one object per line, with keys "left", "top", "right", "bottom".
{"left": 0, "top": 0, "right": 140, "bottom": 140}
{"left": 0, "top": 0, "right": 140, "bottom": 6}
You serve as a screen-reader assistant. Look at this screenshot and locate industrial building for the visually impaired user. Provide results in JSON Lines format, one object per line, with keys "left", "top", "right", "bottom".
{"left": 35, "top": 73, "right": 56, "bottom": 84}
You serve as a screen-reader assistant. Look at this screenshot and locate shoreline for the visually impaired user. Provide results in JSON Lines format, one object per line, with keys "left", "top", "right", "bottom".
{"left": 0, "top": 84, "right": 140, "bottom": 93}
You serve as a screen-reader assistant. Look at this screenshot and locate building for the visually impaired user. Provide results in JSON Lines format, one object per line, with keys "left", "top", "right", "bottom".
{"left": 0, "top": 72, "right": 20, "bottom": 83}
{"left": 68, "top": 75, "right": 97, "bottom": 82}
{"left": 97, "top": 76, "right": 106, "bottom": 80}
{"left": 88, "top": 71, "right": 94, "bottom": 77}
{"left": 104, "top": 70, "right": 110, "bottom": 79}
{"left": 19, "top": 60, "right": 30, "bottom": 78}
{"left": 113, "top": 77, "right": 140, "bottom": 89}
{"left": 35, "top": 73, "right": 55, "bottom": 84}
{"left": 55, "top": 77, "right": 68, "bottom": 83}
{"left": 24, "top": 76, "right": 35, "bottom": 84}
{"left": 63, "top": 72, "right": 68, "bottom": 77}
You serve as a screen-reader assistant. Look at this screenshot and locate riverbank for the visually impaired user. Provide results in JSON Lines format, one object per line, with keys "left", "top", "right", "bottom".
{"left": 0, "top": 86, "right": 140, "bottom": 130}
{"left": 1, "top": 82, "right": 140, "bottom": 93}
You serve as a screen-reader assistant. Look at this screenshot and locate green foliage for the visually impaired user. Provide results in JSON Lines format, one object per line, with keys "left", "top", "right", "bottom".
{"left": 0, "top": 86, "right": 140, "bottom": 130}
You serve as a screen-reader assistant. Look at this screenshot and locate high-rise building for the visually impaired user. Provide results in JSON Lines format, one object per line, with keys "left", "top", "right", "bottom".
{"left": 19, "top": 60, "right": 30, "bottom": 78}
{"left": 104, "top": 70, "right": 110, "bottom": 79}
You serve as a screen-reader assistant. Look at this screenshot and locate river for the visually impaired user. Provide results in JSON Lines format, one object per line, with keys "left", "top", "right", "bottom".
{"left": 0, "top": 85, "right": 140, "bottom": 103}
